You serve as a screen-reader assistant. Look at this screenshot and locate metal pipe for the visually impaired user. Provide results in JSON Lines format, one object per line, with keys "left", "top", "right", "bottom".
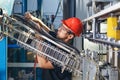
{"left": 83, "top": 2, "right": 120, "bottom": 22}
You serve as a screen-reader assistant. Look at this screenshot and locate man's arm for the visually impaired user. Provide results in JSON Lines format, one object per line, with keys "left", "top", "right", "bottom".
{"left": 25, "top": 12, "right": 54, "bottom": 69}
{"left": 24, "top": 12, "right": 50, "bottom": 32}
{"left": 36, "top": 54, "right": 54, "bottom": 69}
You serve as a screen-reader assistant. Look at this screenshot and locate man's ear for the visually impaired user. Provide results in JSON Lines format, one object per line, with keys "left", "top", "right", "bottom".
{"left": 68, "top": 34, "right": 74, "bottom": 40}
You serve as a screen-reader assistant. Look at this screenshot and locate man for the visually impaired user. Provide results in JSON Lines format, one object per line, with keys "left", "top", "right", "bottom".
{"left": 25, "top": 12, "right": 83, "bottom": 80}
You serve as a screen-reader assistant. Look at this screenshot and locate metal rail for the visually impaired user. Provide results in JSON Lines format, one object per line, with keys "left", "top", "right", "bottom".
{"left": 83, "top": 2, "right": 120, "bottom": 22}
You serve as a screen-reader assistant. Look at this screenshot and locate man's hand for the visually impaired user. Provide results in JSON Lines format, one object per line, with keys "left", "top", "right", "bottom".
{"left": 24, "top": 12, "right": 34, "bottom": 20}
{"left": 36, "top": 54, "right": 54, "bottom": 69}
{"left": 24, "top": 12, "right": 50, "bottom": 32}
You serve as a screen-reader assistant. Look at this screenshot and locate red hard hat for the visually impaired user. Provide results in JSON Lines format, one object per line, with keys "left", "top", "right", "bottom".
{"left": 62, "top": 17, "right": 83, "bottom": 36}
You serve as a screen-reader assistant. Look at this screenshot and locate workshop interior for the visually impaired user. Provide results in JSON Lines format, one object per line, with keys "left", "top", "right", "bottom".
{"left": 0, "top": 0, "right": 120, "bottom": 80}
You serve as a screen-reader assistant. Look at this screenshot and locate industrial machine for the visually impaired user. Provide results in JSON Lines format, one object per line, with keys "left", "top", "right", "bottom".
{"left": 0, "top": 0, "right": 15, "bottom": 80}
{"left": 0, "top": 14, "right": 82, "bottom": 75}
{"left": 83, "top": 1, "right": 120, "bottom": 80}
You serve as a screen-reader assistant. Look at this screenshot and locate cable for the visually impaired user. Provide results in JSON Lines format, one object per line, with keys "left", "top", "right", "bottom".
{"left": 52, "top": 0, "right": 63, "bottom": 24}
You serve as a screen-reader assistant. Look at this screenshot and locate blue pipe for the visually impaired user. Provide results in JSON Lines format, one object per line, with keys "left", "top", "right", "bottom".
{"left": 0, "top": 38, "right": 7, "bottom": 80}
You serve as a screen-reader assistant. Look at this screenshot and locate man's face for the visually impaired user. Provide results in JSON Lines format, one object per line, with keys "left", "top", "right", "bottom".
{"left": 56, "top": 24, "right": 72, "bottom": 41}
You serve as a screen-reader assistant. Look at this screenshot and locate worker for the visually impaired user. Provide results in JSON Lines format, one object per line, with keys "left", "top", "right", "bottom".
{"left": 24, "top": 12, "right": 83, "bottom": 80}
